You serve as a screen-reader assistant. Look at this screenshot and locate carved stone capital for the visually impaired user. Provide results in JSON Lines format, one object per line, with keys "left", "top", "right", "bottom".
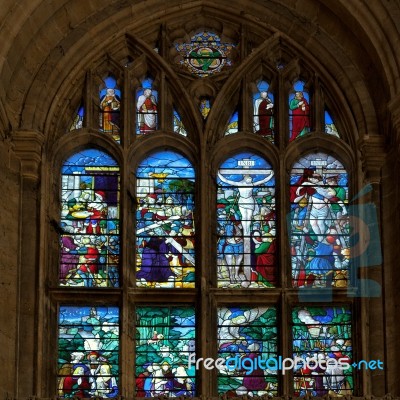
{"left": 358, "top": 135, "right": 385, "bottom": 184}
{"left": 11, "top": 130, "right": 44, "bottom": 181}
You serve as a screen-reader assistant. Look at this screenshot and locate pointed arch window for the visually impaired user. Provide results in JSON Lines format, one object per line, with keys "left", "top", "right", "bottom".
{"left": 217, "top": 153, "right": 276, "bottom": 288}
{"left": 49, "top": 27, "right": 367, "bottom": 399}
{"left": 136, "top": 150, "right": 195, "bottom": 289}
{"left": 59, "top": 149, "right": 120, "bottom": 288}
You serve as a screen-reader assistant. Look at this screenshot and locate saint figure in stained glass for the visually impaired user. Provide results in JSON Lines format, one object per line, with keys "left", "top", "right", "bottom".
{"left": 253, "top": 81, "right": 274, "bottom": 142}
{"left": 290, "top": 153, "right": 349, "bottom": 288}
{"left": 289, "top": 81, "right": 310, "bottom": 141}
{"left": 136, "top": 151, "right": 195, "bottom": 288}
{"left": 99, "top": 76, "right": 121, "bottom": 142}
{"left": 136, "top": 78, "right": 158, "bottom": 134}
{"left": 217, "top": 154, "right": 276, "bottom": 288}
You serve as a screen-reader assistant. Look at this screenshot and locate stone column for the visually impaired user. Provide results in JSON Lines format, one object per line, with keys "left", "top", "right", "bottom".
{"left": 358, "top": 135, "right": 386, "bottom": 395}
{"left": 383, "top": 95, "right": 400, "bottom": 396}
{"left": 12, "top": 130, "right": 44, "bottom": 397}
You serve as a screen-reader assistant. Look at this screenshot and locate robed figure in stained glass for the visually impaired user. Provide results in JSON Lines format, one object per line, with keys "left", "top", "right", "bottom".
{"left": 100, "top": 88, "right": 121, "bottom": 137}
{"left": 254, "top": 91, "right": 274, "bottom": 137}
{"left": 289, "top": 91, "right": 310, "bottom": 141}
{"left": 137, "top": 88, "right": 157, "bottom": 134}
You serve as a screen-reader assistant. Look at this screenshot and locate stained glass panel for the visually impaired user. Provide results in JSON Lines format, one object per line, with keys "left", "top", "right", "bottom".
{"left": 173, "top": 109, "right": 188, "bottom": 136}
{"left": 200, "top": 97, "right": 211, "bottom": 119}
{"left": 99, "top": 76, "right": 121, "bottom": 142}
{"left": 136, "top": 78, "right": 158, "bottom": 135}
{"left": 136, "top": 151, "right": 195, "bottom": 288}
{"left": 175, "top": 31, "right": 235, "bottom": 77}
{"left": 135, "top": 306, "right": 196, "bottom": 397}
{"left": 69, "top": 102, "right": 84, "bottom": 131}
{"left": 217, "top": 153, "right": 276, "bottom": 288}
{"left": 58, "top": 306, "right": 119, "bottom": 398}
{"left": 253, "top": 81, "right": 274, "bottom": 142}
{"left": 217, "top": 306, "right": 278, "bottom": 396}
{"left": 289, "top": 81, "right": 311, "bottom": 142}
{"left": 289, "top": 153, "right": 349, "bottom": 288}
{"left": 325, "top": 110, "right": 340, "bottom": 137}
{"left": 60, "top": 149, "right": 120, "bottom": 287}
{"left": 224, "top": 110, "right": 239, "bottom": 135}
{"left": 292, "top": 306, "right": 353, "bottom": 396}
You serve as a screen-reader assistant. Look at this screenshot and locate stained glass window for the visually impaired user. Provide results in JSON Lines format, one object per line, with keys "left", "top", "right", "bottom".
{"left": 136, "top": 78, "right": 158, "bottom": 135}
{"left": 325, "top": 110, "right": 340, "bottom": 137}
{"left": 199, "top": 97, "right": 211, "bottom": 119}
{"left": 292, "top": 306, "right": 352, "bottom": 396}
{"left": 217, "top": 306, "right": 278, "bottom": 396}
{"left": 175, "top": 31, "right": 235, "bottom": 77}
{"left": 224, "top": 110, "right": 239, "bottom": 135}
{"left": 217, "top": 153, "right": 276, "bottom": 288}
{"left": 289, "top": 153, "right": 349, "bottom": 288}
{"left": 58, "top": 306, "right": 119, "bottom": 398}
{"left": 99, "top": 76, "right": 121, "bottom": 142}
{"left": 69, "top": 102, "right": 84, "bottom": 131}
{"left": 135, "top": 306, "right": 196, "bottom": 397}
{"left": 173, "top": 109, "right": 188, "bottom": 136}
{"left": 289, "top": 81, "right": 311, "bottom": 142}
{"left": 60, "top": 149, "right": 120, "bottom": 287}
{"left": 136, "top": 150, "right": 195, "bottom": 288}
{"left": 253, "top": 81, "right": 274, "bottom": 142}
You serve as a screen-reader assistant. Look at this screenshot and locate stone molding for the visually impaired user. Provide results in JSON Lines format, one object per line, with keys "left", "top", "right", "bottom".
{"left": 357, "top": 135, "right": 386, "bottom": 184}
{"left": 11, "top": 130, "right": 44, "bottom": 181}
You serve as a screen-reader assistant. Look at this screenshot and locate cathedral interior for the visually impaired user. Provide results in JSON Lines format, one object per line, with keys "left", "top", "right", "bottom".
{"left": 1, "top": 0, "right": 400, "bottom": 398}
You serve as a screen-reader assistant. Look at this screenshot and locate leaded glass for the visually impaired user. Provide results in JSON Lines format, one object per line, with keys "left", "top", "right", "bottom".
{"left": 174, "top": 31, "right": 235, "bottom": 77}
{"left": 99, "top": 76, "right": 121, "bottom": 142}
{"left": 60, "top": 149, "right": 120, "bottom": 287}
{"left": 289, "top": 153, "right": 349, "bottom": 288}
{"left": 217, "top": 153, "right": 276, "bottom": 288}
{"left": 58, "top": 306, "right": 119, "bottom": 398}
{"left": 136, "top": 78, "right": 158, "bottom": 135}
{"left": 292, "top": 306, "right": 353, "bottom": 396}
{"left": 217, "top": 306, "right": 278, "bottom": 396}
{"left": 69, "top": 103, "right": 84, "bottom": 131}
{"left": 289, "top": 81, "right": 311, "bottom": 142}
{"left": 224, "top": 110, "right": 239, "bottom": 135}
{"left": 253, "top": 81, "right": 274, "bottom": 142}
{"left": 325, "top": 110, "right": 340, "bottom": 137}
{"left": 173, "top": 109, "right": 188, "bottom": 136}
{"left": 200, "top": 97, "right": 211, "bottom": 119}
{"left": 135, "top": 306, "right": 196, "bottom": 397}
{"left": 136, "top": 150, "right": 195, "bottom": 288}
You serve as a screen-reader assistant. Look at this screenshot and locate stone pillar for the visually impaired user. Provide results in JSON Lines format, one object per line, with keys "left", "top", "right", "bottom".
{"left": 12, "top": 130, "right": 44, "bottom": 397}
{"left": 0, "top": 137, "right": 21, "bottom": 398}
{"left": 383, "top": 95, "right": 400, "bottom": 396}
{"left": 358, "top": 135, "right": 386, "bottom": 395}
